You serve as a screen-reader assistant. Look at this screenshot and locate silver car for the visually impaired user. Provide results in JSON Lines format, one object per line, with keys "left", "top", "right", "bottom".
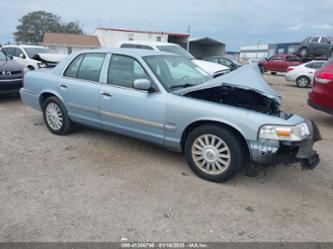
{"left": 20, "top": 49, "right": 321, "bottom": 182}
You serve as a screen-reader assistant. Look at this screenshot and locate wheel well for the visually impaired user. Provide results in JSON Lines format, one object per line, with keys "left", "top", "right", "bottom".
{"left": 181, "top": 121, "right": 250, "bottom": 159}
{"left": 39, "top": 92, "right": 56, "bottom": 108}
{"left": 296, "top": 75, "right": 310, "bottom": 82}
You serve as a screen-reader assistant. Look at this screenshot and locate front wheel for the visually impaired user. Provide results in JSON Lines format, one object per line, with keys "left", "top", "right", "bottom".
{"left": 42, "top": 96, "right": 73, "bottom": 135}
{"left": 184, "top": 125, "right": 243, "bottom": 182}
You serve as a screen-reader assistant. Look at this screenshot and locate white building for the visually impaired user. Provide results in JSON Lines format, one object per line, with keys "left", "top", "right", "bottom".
{"left": 239, "top": 44, "right": 269, "bottom": 63}
{"left": 94, "top": 27, "right": 190, "bottom": 49}
{"left": 42, "top": 32, "right": 101, "bottom": 54}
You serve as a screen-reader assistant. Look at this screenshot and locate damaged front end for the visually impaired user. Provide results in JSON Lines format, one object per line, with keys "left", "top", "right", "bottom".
{"left": 249, "top": 120, "right": 321, "bottom": 170}
{"left": 175, "top": 64, "right": 321, "bottom": 170}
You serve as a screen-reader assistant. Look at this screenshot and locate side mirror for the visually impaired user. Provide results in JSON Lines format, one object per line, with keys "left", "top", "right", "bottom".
{"left": 19, "top": 53, "right": 26, "bottom": 59}
{"left": 133, "top": 79, "right": 154, "bottom": 92}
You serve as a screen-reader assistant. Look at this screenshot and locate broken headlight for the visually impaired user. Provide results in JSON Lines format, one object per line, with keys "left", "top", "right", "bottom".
{"left": 258, "top": 123, "right": 310, "bottom": 142}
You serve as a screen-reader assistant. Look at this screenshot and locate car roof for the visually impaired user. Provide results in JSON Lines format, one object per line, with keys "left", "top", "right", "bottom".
{"left": 79, "top": 48, "right": 178, "bottom": 57}
{"left": 119, "top": 41, "right": 178, "bottom": 47}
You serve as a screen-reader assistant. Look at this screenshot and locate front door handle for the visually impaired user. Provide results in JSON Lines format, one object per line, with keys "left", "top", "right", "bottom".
{"left": 101, "top": 91, "right": 112, "bottom": 97}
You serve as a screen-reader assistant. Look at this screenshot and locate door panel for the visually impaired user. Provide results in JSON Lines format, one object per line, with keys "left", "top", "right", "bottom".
{"left": 100, "top": 86, "right": 165, "bottom": 144}
{"left": 100, "top": 54, "right": 165, "bottom": 144}
{"left": 59, "top": 77, "right": 101, "bottom": 128}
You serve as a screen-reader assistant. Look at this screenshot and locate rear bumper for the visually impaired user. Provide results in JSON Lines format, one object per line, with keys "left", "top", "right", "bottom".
{"left": 248, "top": 120, "right": 321, "bottom": 170}
{"left": 0, "top": 78, "right": 23, "bottom": 95}
{"left": 19, "top": 88, "right": 41, "bottom": 110}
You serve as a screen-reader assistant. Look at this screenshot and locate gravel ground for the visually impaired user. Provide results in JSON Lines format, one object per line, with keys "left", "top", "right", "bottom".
{"left": 0, "top": 74, "right": 332, "bottom": 242}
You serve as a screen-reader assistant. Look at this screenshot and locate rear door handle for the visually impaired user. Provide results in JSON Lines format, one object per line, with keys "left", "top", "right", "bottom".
{"left": 101, "top": 91, "right": 112, "bottom": 97}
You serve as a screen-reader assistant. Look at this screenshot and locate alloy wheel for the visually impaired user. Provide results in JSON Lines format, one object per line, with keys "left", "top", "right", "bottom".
{"left": 191, "top": 134, "right": 231, "bottom": 175}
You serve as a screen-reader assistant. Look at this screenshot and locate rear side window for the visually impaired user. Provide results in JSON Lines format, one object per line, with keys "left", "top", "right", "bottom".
{"left": 64, "top": 54, "right": 84, "bottom": 78}
{"left": 77, "top": 53, "right": 106, "bottom": 82}
{"left": 64, "top": 53, "right": 106, "bottom": 82}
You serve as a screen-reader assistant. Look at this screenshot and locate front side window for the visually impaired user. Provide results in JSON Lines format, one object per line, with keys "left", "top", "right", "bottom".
{"left": 272, "top": 55, "right": 283, "bottom": 61}
{"left": 320, "top": 37, "right": 330, "bottom": 44}
{"left": 108, "top": 55, "right": 150, "bottom": 88}
{"left": 144, "top": 55, "right": 211, "bottom": 91}
{"left": 14, "top": 48, "right": 24, "bottom": 58}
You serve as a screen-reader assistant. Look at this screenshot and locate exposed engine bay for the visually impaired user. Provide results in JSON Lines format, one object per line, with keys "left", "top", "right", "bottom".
{"left": 184, "top": 85, "right": 284, "bottom": 116}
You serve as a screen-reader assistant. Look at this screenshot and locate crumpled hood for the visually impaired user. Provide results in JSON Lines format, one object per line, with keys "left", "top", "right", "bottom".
{"left": 36, "top": 53, "right": 66, "bottom": 63}
{"left": 192, "top": 59, "right": 229, "bottom": 75}
{"left": 174, "top": 63, "right": 281, "bottom": 103}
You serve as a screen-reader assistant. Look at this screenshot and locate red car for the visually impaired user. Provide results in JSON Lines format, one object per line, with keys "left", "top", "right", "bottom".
{"left": 258, "top": 54, "right": 303, "bottom": 74}
{"left": 308, "top": 59, "right": 333, "bottom": 114}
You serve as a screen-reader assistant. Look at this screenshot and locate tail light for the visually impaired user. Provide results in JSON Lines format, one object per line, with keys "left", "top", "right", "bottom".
{"left": 315, "top": 72, "right": 333, "bottom": 84}
{"left": 287, "top": 67, "right": 295, "bottom": 72}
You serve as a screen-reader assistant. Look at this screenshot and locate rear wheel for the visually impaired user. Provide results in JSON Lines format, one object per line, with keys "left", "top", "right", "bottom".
{"left": 42, "top": 96, "right": 73, "bottom": 135}
{"left": 184, "top": 125, "right": 243, "bottom": 182}
{"left": 296, "top": 76, "right": 311, "bottom": 88}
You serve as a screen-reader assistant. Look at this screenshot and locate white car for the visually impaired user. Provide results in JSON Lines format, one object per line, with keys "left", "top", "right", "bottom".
{"left": 285, "top": 60, "right": 326, "bottom": 88}
{"left": 2, "top": 45, "right": 66, "bottom": 71}
{"left": 117, "top": 41, "right": 230, "bottom": 77}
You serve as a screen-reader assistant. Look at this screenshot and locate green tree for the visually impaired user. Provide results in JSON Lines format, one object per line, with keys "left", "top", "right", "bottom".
{"left": 14, "top": 11, "right": 83, "bottom": 44}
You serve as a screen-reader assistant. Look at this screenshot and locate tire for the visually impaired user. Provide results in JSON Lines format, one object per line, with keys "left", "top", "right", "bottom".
{"left": 258, "top": 65, "right": 265, "bottom": 74}
{"left": 184, "top": 125, "right": 243, "bottom": 182}
{"left": 42, "top": 96, "right": 73, "bottom": 135}
{"left": 271, "top": 72, "right": 277, "bottom": 75}
{"left": 296, "top": 76, "right": 311, "bottom": 88}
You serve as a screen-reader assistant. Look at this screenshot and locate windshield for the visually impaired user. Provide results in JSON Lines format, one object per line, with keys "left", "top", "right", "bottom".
{"left": 0, "top": 51, "right": 6, "bottom": 61}
{"left": 24, "top": 47, "right": 54, "bottom": 57}
{"left": 157, "top": 45, "right": 193, "bottom": 60}
{"left": 144, "top": 55, "right": 211, "bottom": 92}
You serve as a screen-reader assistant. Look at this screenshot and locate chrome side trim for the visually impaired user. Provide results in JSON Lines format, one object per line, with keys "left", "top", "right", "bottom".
{"left": 101, "top": 110, "right": 164, "bottom": 129}
{"left": 67, "top": 102, "right": 177, "bottom": 131}
{"left": 0, "top": 78, "right": 23, "bottom": 82}
{"left": 67, "top": 102, "right": 99, "bottom": 114}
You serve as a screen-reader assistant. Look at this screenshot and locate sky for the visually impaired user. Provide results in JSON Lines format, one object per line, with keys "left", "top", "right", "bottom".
{"left": 1, "top": 0, "right": 333, "bottom": 51}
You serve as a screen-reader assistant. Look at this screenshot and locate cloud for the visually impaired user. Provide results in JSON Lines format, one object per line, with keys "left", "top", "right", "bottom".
{"left": 1, "top": 0, "right": 333, "bottom": 50}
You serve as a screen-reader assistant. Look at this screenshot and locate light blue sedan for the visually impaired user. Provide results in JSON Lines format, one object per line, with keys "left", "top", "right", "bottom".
{"left": 20, "top": 49, "right": 320, "bottom": 182}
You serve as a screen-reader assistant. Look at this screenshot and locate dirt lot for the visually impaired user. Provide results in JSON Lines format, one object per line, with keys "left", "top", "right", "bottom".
{"left": 0, "top": 74, "right": 332, "bottom": 242}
